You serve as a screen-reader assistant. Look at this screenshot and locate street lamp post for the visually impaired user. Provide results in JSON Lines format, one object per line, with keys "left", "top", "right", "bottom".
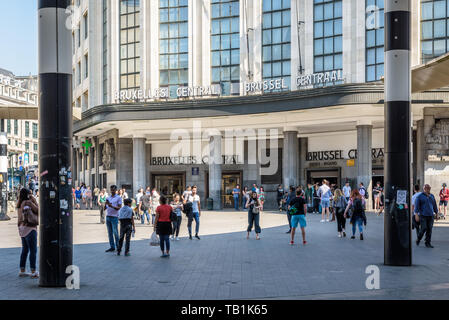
{"left": 38, "top": 0, "right": 73, "bottom": 287}
{"left": 384, "top": 0, "right": 412, "bottom": 266}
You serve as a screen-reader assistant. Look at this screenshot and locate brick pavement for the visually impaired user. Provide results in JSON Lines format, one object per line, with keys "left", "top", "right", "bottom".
{"left": 2, "top": 209, "right": 449, "bottom": 300}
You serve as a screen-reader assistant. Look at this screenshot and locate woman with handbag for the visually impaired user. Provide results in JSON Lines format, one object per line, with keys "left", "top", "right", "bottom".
{"left": 246, "top": 192, "right": 261, "bottom": 240}
{"left": 17, "top": 188, "right": 39, "bottom": 278}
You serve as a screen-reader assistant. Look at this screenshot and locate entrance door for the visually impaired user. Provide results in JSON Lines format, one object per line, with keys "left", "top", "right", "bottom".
{"left": 372, "top": 168, "right": 384, "bottom": 210}
{"left": 307, "top": 168, "right": 341, "bottom": 188}
{"left": 222, "top": 172, "right": 242, "bottom": 208}
{"left": 153, "top": 174, "right": 185, "bottom": 202}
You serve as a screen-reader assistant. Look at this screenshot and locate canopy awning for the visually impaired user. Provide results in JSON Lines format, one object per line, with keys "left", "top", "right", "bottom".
{"left": 0, "top": 104, "right": 81, "bottom": 121}
{"left": 412, "top": 52, "right": 449, "bottom": 93}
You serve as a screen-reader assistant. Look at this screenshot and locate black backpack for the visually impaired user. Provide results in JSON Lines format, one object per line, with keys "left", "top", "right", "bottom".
{"left": 353, "top": 198, "right": 364, "bottom": 215}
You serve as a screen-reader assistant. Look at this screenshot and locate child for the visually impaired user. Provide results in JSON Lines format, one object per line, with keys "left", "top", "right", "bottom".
{"left": 117, "top": 198, "right": 136, "bottom": 256}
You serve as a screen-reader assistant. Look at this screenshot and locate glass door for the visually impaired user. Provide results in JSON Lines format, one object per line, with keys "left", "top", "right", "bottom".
{"left": 222, "top": 172, "right": 242, "bottom": 208}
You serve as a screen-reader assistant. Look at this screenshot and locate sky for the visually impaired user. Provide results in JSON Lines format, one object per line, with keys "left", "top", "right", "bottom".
{"left": 0, "top": 0, "right": 38, "bottom": 76}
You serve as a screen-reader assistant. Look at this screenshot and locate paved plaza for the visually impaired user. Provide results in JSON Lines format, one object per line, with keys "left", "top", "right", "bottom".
{"left": 2, "top": 209, "right": 449, "bottom": 300}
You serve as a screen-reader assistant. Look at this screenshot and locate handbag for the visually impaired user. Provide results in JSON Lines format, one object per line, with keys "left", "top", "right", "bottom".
{"left": 23, "top": 205, "right": 39, "bottom": 227}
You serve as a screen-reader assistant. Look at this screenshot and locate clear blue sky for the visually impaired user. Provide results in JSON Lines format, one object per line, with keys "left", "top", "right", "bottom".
{"left": 0, "top": 0, "right": 37, "bottom": 76}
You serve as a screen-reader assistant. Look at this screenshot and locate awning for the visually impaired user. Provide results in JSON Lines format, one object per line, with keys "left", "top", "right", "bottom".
{"left": 0, "top": 104, "right": 81, "bottom": 121}
{"left": 412, "top": 52, "right": 449, "bottom": 93}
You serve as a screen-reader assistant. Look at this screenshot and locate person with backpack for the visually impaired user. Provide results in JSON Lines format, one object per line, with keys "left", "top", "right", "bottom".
{"left": 288, "top": 188, "right": 308, "bottom": 246}
{"left": 17, "top": 188, "right": 39, "bottom": 278}
{"left": 344, "top": 189, "right": 367, "bottom": 240}
{"left": 246, "top": 192, "right": 261, "bottom": 240}
{"left": 333, "top": 189, "right": 348, "bottom": 238}
{"left": 415, "top": 184, "right": 438, "bottom": 248}
{"left": 139, "top": 190, "right": 152, "bottom": 225}
{"left": 358, "top": 182, "right": 369, "bottom": 208}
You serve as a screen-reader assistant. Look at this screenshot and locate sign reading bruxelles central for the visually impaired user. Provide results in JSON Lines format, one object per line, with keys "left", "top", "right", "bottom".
{"left": 112, "top": 70, "right": 344, "bottom": 103}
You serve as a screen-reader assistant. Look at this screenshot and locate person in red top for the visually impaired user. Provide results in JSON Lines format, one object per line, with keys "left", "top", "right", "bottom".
{"left": 438, "top": 183, "right": 449, "bottom": 220}
{"left": 154, "top": 196, "right": 173, "bottom": 258}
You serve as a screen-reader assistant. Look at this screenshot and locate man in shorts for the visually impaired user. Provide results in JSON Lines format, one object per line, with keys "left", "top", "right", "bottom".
{"left": 318, "top": 180, "right": 332, "bottom": 222}
{"left": 439, "top": 183, "right": 449, "bottom": 220}
{"left": 288, "top": 188, "right": 308, "bottom": 246}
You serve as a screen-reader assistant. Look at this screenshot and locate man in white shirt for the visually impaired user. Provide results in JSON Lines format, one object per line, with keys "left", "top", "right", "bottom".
{"left": 343, "top": 182, "right": 351, "bottom": 201}
{"left": 318, "top": 180, "right": 332, "bottom": 222}
{"left": 187, "top": 186, "right": 201, "bottom": 240}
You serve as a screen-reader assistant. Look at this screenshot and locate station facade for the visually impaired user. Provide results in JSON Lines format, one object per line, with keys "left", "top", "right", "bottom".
{"left": 72, "top": 0, "right": 449, "bottom": 209}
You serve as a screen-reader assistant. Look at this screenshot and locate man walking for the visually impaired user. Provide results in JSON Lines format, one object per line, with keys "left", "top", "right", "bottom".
{"left": 139, "top": 190, "right": 152, "bottom": 225}
{"left": 105, "top": 185, "right": 123, "bottom": 252}
{"left": 187, "top": 186, "right": 201, "bottom": 240}
{"left": 415, "top": 184, "right": 438, "bottom": 248}
{"left": 286, "top": 186, "right": 296, "bottom": 234}
{"left": 343, "top": 181, "right": 351, "bottom": 202}
{"left": 318, "top": 180, "right": 331, "bottom": 222}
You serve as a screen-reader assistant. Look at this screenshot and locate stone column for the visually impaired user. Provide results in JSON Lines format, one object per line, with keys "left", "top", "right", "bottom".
{"left": 357, "top": 124, "right": 373, "bottom": 208}
{"left": 416, "top": 120, "right": 424, "bottom": 187}
{"left": 209, "top": 134, "right": 222, "bottom": 210}
{"left": 133, "top": 137, "right": 147, "bottom": 198}
{"left": 283, "top": 129, "right": 299, "bottom": 188}
{"left": 94, "top": 137, "right": 100, "bottom": 189}
{"left": 298, "top": 137, "right": 308, "bottom": 187}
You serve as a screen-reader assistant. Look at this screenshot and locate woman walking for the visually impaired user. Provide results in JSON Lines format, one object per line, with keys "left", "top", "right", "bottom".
{"left": 258, "top": 187, "right": 266, "bottom": 212}
{"left": 333, "top": 189, "right": 347, "bottom": 238}
{"left": 242, "top": 186, "right": 249, "bottom": 210}
{"left": 171, "top": 194, "right": 183, "bottom": 241}
{"left": 151, "top": 188, "right": 160, "bottom": 225}
{"left": 344, "top": 189, "right": 367, "bottom": 240}
{"left": 154, "top": 196, "right": 173, "bottom": 258}
{"left": 17, "top": 188, "right": 39, "bottom": 278}
{"left": 373, "top": 182, "right": 383, "bottom": 213}
{"left": 246, "top": 192, "right": 261, "bottom": 240}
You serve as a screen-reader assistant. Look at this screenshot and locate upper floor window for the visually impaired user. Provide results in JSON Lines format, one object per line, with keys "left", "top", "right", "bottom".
{"left": 159, "top": 0, "right": 189, "bottom": 98}
{"left": 25, "top": 122, "right": 30, "bottom": 137}
{"left": 211, "top": 0, "right": 240, "bottom": 96}
{"left": 262, "top": 0, "right": 291, "bottom": 91}
{"left": 120, "top": 0, "right": 141, "bottom": 91}
{"left": 421, "top": 0, "right": 449, "bottom": 63}
{"left": 313, "top": 0, "right": 343, "bottom": 80}
{"left": 366, "top": 0, "right": 384, "bottom": 82}
{"left": 32, "top": 123, "right": 38, "bottom": 139}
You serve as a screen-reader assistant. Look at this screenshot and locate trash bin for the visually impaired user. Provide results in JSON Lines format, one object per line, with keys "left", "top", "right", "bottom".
{"left": 207, "top": 198, "right": 213, "bottom": 210}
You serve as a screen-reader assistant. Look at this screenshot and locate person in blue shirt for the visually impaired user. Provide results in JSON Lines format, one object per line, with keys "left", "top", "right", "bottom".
{"left": 74, "top": 187, "right": 82, "bottom": 210}
{"left": 415, "top": 184, "right": 438, "bottom": 248}
{"left": 117, "top": 198, "right": 135, "bottom": 256}
{"left": 232, "top": 185, "right": 241, "bottom": 211}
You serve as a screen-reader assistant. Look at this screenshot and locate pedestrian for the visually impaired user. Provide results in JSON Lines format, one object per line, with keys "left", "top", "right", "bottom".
{"left": 105, "top": 185, "right": 122, "bottom": 253}
{"left": 373, "top": 182, "right": 383, "bottom": 213}
{"left": 333, "top": 189, "right": 347, "bottom": 238}
{"left": 74, "top": 186, "right": 82, "bottom": 210}
{"left": 344, "top": 189, "right": 367, "bottom": 240}
{"left": 305, "top": 183, "right": 313, "bottom": 213}
{"left": 411, "top": 184, "right": 422, "bottom": 239}
{"left": 182, "top": 186, "right": 192, "bottom": 203}
{"left": 117, "top": 198, "right": 136, "bottom": 256}
{"left": 438, "top": 183, "right": 449, "bottom": 220}
{"left": 276, "top": 184, "right": 284, "bottom": 212}
{"left": 329, "top": 185, "right": 336, "bottom": 222}
{"left": 318, "top": 180, "right": 332, "bottom": 222}
{"left": 187, "top": 186, "right": 201, "bottom": 240}
{"left": 280, "top": 191, "right": 289, "bottom": 212}
{"left": 342, "top": 181, "right": 351, "bottom": 202}
{"left": 17, "top": 188, "right": 39, "bottom": 278}
{"left": 258, "top": 187, "right": 265, "bottom": 212}
{"left": 93, "top": 186, "right": 100, "bottom": 209}
{"left": 81, "top": 184, "right": 87, "bottom": 209}
{"left": 232, "top": 184, "right": 241, "bottom": 211}
{"left": 85, "top": 186, "right": 93, "bottom": 210}
{"left": 151, "top": 188, "right": 160, "bottom": 225}
{"left": 313, "top": 182, "right": 321, "bottom": 214}
{"left": 135, "top": 188, "right": 144, "bottom": 208}
{"left": 246, "top": 192, "right": 261, "bottom": 240}
{"left": 98, "top": 189, "right": 107, "bottom": 224}
{"left": 415, "top": 184, "right": 438, "bottom": 248}
{"left": 288, "top": 188, "right": 307, "bottom": 246}
{"left": 285, "top": 186, "right": 296, "bottom": 234}
{"left": 171, "top": 194, "right": 183, "bottom": 241}
{"left": 242, "top": 186, "right": 249, "bottom": 210}
{"left": 358, "top": 182, "right": 369, "bottom": 207}
{"left": 154, "top": 196, "right": 173, "bottom": 258}
{"left": 122, "top": 188, "right": 129, "bottom": 200}
{"left": 139, "top": 190, "right": 152, "bottom": 225}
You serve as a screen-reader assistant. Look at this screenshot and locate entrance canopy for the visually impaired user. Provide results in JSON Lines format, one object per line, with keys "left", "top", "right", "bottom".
{"left": 412, "top": 52, "right": 449, "bottom": 93}
{"left": 0, "top": 103, "right": 81, "bottom": 121}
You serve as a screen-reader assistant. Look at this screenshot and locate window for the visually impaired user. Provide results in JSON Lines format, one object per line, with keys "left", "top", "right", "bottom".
{"left": 8, "top": 139, "right": 10, "bottom": 146}
{"left": 15, "top": 140, "right": 18, "bottom": 147}
{"left": 120, "top": 0, "right": 141, "bottom": 91}
{"left": 262, "top": 0, "right": 291, "bottom": 91}
{"left": 84, "top": 12, "right": 88, "bottom": 39}
{"left": 160, "top": 0, "right": 189, "bottom": 98}
{"left": 77, "top": 27, "right": 80, "bottom": 48}
{"left": 77, "top": 61, "right": 81, "bottom": 84}
{"left": 25, "top": 142, "right": 29, "bottom": 151}
{"left": 34, "top": 154, "right": 38, "bottom": 162}
{"left": 211, "top": 0, "right": 240, "bottom": 96}
{"left": 34, "top": 143, "right": 38, "bottom": 152}
{"left": 7, "top": 120, "right": 10, "bottom": 134}
{"left": 313, "top": 0, "right": 343, "bottom": 84}
{"left": 366, "top": 0, "right": 384, "bottom": 82}
{"left": 103, "top": 0, "right": 108, "bottom": 103}
{"left": 84, "top": 54, "right": 89, "bottom": 78}
{"left": 421, "top": 0, "right": 449, "bottom": 63}
{"left": 32, "top": 123, "right": 38, "bottom": 139}
{"left": 14, "top": 120, "right": 18, "bottom": 135}
{"left": 25, "top": 122, "right": 30, "bottom": 137}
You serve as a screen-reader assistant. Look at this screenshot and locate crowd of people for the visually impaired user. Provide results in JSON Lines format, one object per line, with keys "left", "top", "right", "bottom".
{"left": 15, "top": 179, "right": 449, "bottom": 277}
